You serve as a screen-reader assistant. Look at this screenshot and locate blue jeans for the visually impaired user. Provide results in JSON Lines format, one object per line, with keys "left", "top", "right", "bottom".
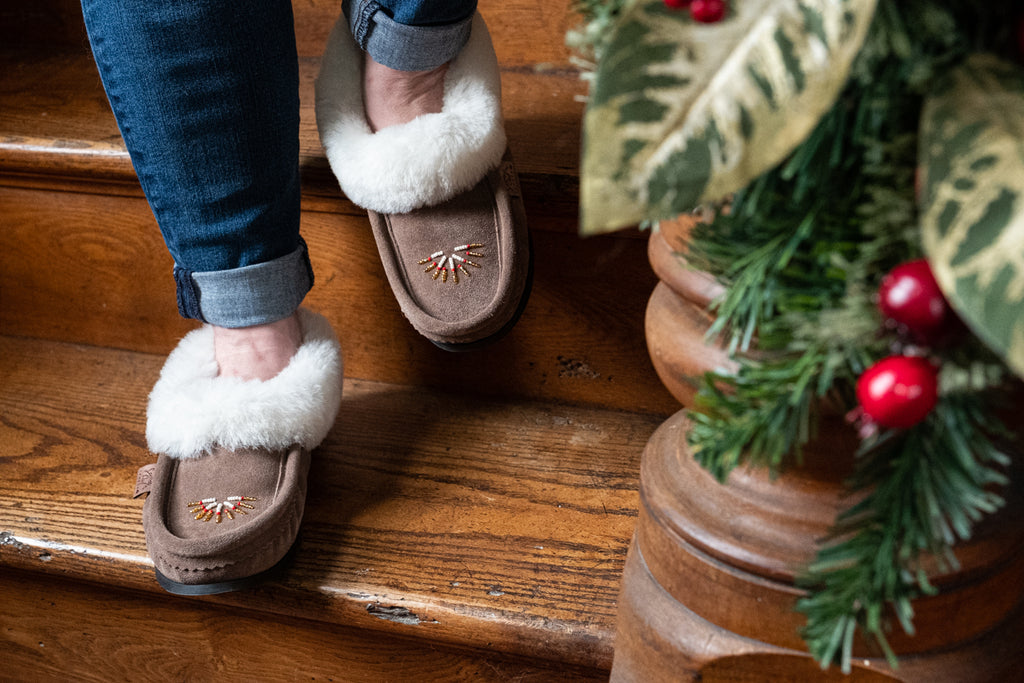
{"left": 82, "top": 0, "right": 477, "bottom": 328}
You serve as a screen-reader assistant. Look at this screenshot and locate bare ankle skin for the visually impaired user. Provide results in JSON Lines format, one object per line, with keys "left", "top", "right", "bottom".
{"left": 213, "top": 311, "right": 302, "bottom": 381}
{"left": 362, "top": 54, "right": 448, "bottom": 132}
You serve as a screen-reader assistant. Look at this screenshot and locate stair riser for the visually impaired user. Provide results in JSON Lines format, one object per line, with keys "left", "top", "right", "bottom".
{"left": 0, "top": 185, "right": 677, "bottom": 414}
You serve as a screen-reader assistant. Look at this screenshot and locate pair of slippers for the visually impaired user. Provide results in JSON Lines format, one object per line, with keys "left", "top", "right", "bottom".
{"left": 134, "top": 14, "right": 530, "bottom": 594}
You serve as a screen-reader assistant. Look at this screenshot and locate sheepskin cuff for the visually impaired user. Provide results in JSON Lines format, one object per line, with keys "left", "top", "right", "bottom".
{"left": 146, "top": 309, "right": 343, "bottom": 459}
{"left": 315, "top": 13, "right": 507, "bottom": 215}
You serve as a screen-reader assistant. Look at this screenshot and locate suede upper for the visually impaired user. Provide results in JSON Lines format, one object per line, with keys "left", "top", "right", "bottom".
{"left": 144, "top": 445, "right": 310, "bottom": 585}
{"left": 367, "top": 153, "right": 530, "bottom": 345}
{"left": 141, "top": 309, "right": 341, "bottom": 590}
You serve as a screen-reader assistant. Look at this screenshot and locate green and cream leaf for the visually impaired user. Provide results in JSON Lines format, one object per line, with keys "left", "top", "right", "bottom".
{"left": 919, "top": 54, "right": 1024, "bottom": 378}
{"left": 580, "top": 0, "right": 877, "bottom": 235}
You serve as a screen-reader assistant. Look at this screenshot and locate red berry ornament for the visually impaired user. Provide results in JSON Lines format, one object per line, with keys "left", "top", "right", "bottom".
{"left": 690, "top": 0, "right": 726, "bottom": 23}
{"left": 856, "top": 356, "right": 938, "bottom": 429}
{"left": 878, "top": 259, "right": 949, "bottom": 340}
{"left": 663, "top": 0, "right": 692, "bottom": 8}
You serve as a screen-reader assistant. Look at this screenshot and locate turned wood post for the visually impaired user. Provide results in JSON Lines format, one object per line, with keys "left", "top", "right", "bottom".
{"left": 611, "top": 219, "right": 1024, "bottom": 682}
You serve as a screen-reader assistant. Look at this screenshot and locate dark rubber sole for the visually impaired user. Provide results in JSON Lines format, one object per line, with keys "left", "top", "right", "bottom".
{"left": 154, "top": 543, "right": 297, "bottom": 596}
{"left": 430, "top": 235, "right": 535, "bottom": 353}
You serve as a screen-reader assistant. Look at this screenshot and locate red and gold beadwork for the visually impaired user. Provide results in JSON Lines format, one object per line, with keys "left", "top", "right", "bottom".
{"left": 187, "top": 496, "right": 257, "bottom": 523}
{"left": 417, "top": 243, "right": 484, "bottom": 284}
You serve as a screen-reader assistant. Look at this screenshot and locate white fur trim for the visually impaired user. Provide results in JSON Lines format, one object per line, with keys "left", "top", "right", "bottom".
{"left": 315, "top": 13, "right": 507, "bottom": 214}
{"left": 146, "top": 309, "right": 344, "bottom": 459}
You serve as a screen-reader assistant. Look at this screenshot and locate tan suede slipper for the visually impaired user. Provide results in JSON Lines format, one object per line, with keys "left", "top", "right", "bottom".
{"left": 135, "top": 308, "right": 343, "bottom": 594}
{"left": 316, "top": 13, "right": 531, "bottom": 350}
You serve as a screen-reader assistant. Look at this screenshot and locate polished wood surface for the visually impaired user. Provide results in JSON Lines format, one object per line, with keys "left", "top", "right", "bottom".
{"left": 0, "top": 335, "right": 662, "bottom": 672}
{"left": 0, "top": 0, "right": 672, "bottom": 678}
{"left": 631, "top": 412, "right": 1024, "bottom": 658}
{"left": 612, "top": 537, "right": 1024, "bottom": 683}
{"left": 612, "top": 232, "right": 1024, "bottom": 681}
{"left": 0, "top": 185, "right": 675, "bottom": 415}
{"left": 645, "top": 281, "right": 733, "bottom": 408}
{"left": 1, "top": 568, "right": 607, "bottom": 682}
{"left": 0, "top": 12, "right": 588, "bottom": 197}
{"left": 0, "top": 0, "right": 676, "bottom": 416}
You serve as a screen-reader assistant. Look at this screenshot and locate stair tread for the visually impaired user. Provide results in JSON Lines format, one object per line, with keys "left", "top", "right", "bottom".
{"left": 0, "top": 334, "right": 659, "bottom": 669}
{"left": 0, "top": 42, "right": 586, "bottom": 200}
{"left": 0, "top": 183, "right": 678, "bottom": 414}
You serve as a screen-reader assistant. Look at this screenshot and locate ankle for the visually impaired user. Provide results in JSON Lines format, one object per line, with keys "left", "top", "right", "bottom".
{"left": 213, "top": 312, "right": 302, "bottom": 381}
{"left": 363, "top": 55, "right": 448, "bottom": 132}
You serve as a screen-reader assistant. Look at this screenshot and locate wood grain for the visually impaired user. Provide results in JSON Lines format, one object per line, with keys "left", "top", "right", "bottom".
{"left": 612, "top": 539, "right": 1024, "bottom": 682}
{"left": 1, "top": 41, "right": 586, "bottom": 191}
{"left": 647, "top": 219, "right": 724, "bottom": 309}
{"left": 0, "top": 0, "right": 589, "bottom": 66}
{"left": 0, "top": 2, "right": 667, "bottom": 676}
{"left": 1, "top": 567, "right": 607, "bottom": 682}
{"left": 633, "top": 411, "right": 1024, "bottom": 656}
{"left": 0, "top": 185, "right": 677, "bottom": 414}
{"left": 0, "top": 335, "right": 663, "bottom": 671}
{"left": 644, "top": 281, "right": 733, "bottom": 408}
{"left": 0, "top": 7, "right": 674, "bottom": 414}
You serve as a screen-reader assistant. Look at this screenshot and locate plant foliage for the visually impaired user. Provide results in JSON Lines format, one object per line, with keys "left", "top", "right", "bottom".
{"left": 580, "top": 0, "right": 878, "bottom": 235}
{"left": 919, "top": 54, "right": 1024, "bottom": 377}
{"left": 575, "top": 0, "right": 1023, "bottom": 671}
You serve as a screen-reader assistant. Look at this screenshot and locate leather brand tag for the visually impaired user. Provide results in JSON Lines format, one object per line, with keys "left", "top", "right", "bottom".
{"left": 500, "top": 161, "right": 522, "bottom": 199}
{"left": 133, "top": 463, "right": 156, "bottom": 499}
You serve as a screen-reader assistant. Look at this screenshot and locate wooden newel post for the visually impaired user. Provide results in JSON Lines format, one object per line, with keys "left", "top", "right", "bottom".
{"left": 610, "top": 221, "right": 1024, "bottom": 682}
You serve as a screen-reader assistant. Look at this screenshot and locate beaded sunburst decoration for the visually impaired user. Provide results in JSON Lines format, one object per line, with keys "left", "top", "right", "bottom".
{"left": 418, "top": 243, "right": 484, "bottom": 284}
{"left": 187, "top": 496, "right": 257, "bottom": 523}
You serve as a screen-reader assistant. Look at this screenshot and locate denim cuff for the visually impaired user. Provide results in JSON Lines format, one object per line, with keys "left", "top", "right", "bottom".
{"left": 346, "top": 0, "right": 473, "bottom": 71}
{"left": 175, "top": 241, "right": 314, "bottom": 328}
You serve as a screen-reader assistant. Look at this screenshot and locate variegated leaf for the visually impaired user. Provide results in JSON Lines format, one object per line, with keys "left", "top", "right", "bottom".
{"left": 580, "top": 0, "right": 877, "bottom": 235}
{"left": 919, "top": 54, "right": 1024, "bottom": 379}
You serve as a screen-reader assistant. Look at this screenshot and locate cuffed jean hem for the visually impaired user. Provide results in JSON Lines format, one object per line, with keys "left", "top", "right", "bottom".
{"left": 175, "top": 242, "right": 314, "bottom": 328}
{"left": 346, "top": 0, "right": 473, "bottom": 71}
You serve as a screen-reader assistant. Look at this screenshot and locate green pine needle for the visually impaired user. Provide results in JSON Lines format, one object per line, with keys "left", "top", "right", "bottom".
{"left": 574, "top": 0, "right": 1019, "bottom": 671}
{"left": 797, "top": 394, "right": 1009, "bottom": 672}
{"left": 677, "top": 0, "right": 1017, "bottom": 671}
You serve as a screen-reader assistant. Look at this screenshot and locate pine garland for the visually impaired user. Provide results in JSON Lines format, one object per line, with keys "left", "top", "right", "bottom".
{"left": 797, "top": 392, "right": 1010, "bottom": 671}
{"left": 682, "top": 0, "right": 1016, "bottom": 671}
{"left": 573, "top": 0, "right": 1020, "bottom": 671}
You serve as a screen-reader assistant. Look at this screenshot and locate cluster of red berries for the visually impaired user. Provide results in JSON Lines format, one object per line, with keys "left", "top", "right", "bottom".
{"left": 664, "top": 0, "right": 727, "bottom": 23}
{"left": 855, "top": 259, "right": 951, "bottom": 430}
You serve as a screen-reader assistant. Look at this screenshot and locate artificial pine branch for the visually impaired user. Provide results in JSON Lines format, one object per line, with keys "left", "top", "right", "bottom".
{"left": 678, "top": 0, "right": 1017, "bottom": 670}
{"left": 796, "top": 392, "right": 1010, "bottom": 673}
{"left": 572, "top": 0, "right": 1019, "bottom": 671}
{"left": 683, "top": 0, "right": 970, "bottom": 479}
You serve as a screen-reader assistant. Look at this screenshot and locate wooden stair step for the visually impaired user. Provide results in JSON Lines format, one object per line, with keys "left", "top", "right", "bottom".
{"left": 0, "top": 50, "right": 586, "bottom": 212}
{"left": 0, "top": 334, "right": 662, "bottom": 675}
{"left": 0, "top": 181, "right": 675, "bottom": 415}
{"left": 0, "top": 1, "right": 678, "bottom": 416}
{"left": 0, "top": 0, "right": 588, "bottom": 203}
{"left": 2, "top": 566, "right": 609, "bottom": 681}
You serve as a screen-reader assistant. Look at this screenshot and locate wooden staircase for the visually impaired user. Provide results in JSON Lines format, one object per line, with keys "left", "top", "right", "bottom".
{"left": 0, "top": 1, "right": 679, "bottom": 679}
